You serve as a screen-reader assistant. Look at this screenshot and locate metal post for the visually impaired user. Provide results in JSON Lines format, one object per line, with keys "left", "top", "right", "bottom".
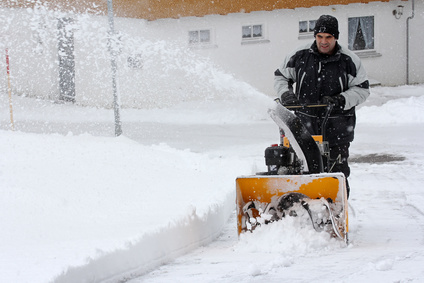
{"left": 5, "top": 48, "right": 15, "bottom": 131}
{"left": 107, "top": 0, "right": 122, "bottom": 136}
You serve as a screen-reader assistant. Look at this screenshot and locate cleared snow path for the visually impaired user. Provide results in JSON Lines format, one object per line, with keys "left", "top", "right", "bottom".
{"left": 127, "top": 88, "right": 424, "bottom": 283}
{"left": 125, "top": 120, "right": 424, "bottom": 283}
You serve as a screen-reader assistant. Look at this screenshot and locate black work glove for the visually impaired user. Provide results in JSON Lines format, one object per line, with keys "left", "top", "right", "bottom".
{"left": 322, "top": 94, "right": 346, "bottom": 110}
{"left": 281, "top": 90, "right": 299, "bottom": 106}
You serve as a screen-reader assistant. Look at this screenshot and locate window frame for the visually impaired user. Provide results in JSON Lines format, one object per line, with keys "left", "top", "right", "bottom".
{"left": 189, "top": 29, "right": 211, "bottom": 45}
{"left": 242, "top": 24, "right": 263, "bottom": 40}
{"left": 241, "top": 23, "right": 270, "bottom": 45}
{"left": 347, "top": 15, "right": 381, "bottom": 58}
{"left": 298, "top": 20, "right": 316, "bottom": 39}
{"left": 127, "top": 54, "right": 143, "bottom": 70}
{"left": 348, "top": 16, "right": 374, "bottom": 51}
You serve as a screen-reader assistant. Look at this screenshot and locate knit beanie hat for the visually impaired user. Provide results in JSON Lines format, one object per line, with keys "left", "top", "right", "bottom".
{"left": 314, "top": 15, "right": 339, "bottom": 39}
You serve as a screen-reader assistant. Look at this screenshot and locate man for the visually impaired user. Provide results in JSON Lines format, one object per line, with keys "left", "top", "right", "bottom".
{"left": 274, "top": 15, "right": 370, "bottom": 197}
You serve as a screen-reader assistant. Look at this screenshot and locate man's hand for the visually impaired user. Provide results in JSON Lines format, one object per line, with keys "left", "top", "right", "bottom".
{"left": 322, "top": 94, "right": 346, "bottom": 109}
{"left": 281, "top": 90, "right": 299, "bottom": 105}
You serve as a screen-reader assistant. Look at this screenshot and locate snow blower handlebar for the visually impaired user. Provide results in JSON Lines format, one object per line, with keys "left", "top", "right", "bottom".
{"left": 283, "top": 104, "right": 328, "bottom": 109}
{"left": 274, "top": 98, "right": 334, "bottom": 139}
{"left": 274, "top": 98, "right": 329, "bottom": 109}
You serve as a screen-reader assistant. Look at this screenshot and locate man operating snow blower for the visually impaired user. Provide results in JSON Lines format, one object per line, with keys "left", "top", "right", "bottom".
{"left": 274, "top": 15, "right": 370, "bottom": 198}
{"left": 235, "top": 15, "right": 370, "bottom": 241}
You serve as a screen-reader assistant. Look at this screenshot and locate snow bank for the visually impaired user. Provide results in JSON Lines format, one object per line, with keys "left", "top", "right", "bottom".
{"left": 0, "top": 130, "right": 250, "bottom": 282}
{"left": 357, "top": 84, "right": 424, "bottom": 124}
{"left": 1, "top": 89, "right": 274, "bottom": 127}
{"left": 358, "top": 96, "right": 424, "bottom": 124}
{"left": 121, "top": 98, "right": 275, "bottom": 125}
{"left": 54, "top": 194, "right": 235, "bottom": 283}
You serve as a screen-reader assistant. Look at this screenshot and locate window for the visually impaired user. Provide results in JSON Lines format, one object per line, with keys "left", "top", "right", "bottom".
{"left": 189, "top": 29, "right": 211, "bottom": 45}
{"left": 127, "top": 54, "right": 143, "bottom": 69}
{"left": 242, "top": 24, "right": 263, "bottom": 39}
{"left": 348, "top": 16, "right": 374, "bottom": 51}
{"left": 241, "top": 24, "right": 269, "bottom": 45}
{"left": 299, "top": 20, "right": 316, "bottom": 34}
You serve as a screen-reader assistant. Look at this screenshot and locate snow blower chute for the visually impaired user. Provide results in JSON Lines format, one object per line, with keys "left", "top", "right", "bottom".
{"left": 236, "top": 101, "right": 349, "bottom": 243}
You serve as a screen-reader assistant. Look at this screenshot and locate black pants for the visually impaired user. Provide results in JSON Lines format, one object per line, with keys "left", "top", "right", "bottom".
{"left": 328, "top": 143, "right": 351, "bottom": 198}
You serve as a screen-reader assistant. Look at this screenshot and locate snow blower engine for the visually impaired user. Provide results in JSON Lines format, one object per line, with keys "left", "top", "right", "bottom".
{"left": 264, "top": 131, "right": 329, "bottom": 176}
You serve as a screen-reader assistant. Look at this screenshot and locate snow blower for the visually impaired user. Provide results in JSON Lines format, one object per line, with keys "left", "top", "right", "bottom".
{"left": 236, "top": 100, "right": 349, "bottom": 243}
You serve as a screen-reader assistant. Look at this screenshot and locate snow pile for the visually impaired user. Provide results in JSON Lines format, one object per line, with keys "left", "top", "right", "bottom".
{"left": 0, "top": 129, "right": 251, "bottom": 283}
{"left": 358, "top": 94, "right": 424, "bottom": 124}
{"left": 122, "top": 98, "right": 275, "bottom": 125}
{"left": 238, "top": 215, "right": 344, "bottom": 255}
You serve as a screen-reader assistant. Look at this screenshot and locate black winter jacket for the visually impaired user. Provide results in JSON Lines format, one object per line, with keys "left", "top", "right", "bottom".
{"left": 274, "top": 41, "right": 370, "bottom": 146}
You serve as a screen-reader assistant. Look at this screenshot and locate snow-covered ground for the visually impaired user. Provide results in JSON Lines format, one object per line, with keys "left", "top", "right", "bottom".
{"left": 1, "top": 84, "right": 424, "bottom": 283}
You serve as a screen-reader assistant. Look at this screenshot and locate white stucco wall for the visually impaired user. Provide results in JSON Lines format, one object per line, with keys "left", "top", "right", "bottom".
{"left": 159, "top": 0, "right": 423, "bottom": 95}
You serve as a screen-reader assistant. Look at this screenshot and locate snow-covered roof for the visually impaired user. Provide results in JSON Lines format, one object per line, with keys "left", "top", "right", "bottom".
{"left": 0, "top": 0, "right": 401, "bottom": 21}
{"left": 114, "top": 0, "right": 396, "bottom": 20}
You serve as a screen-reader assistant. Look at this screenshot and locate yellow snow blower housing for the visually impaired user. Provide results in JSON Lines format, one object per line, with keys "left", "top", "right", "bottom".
{"left": 236, "top": 174, "right": 348, "bottom": 240}
{"left": 236, "top": 102, "right": 349, "bottom": 243}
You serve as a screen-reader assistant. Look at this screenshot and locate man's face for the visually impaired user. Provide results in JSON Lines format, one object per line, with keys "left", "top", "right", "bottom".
{"left": 315, "top": 33, "right": 337, "bottom": 55}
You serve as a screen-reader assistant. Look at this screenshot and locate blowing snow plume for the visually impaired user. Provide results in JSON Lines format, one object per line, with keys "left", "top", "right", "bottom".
{"left": 0, "top": 3, "right": 272, "bottom": 112}
{"left": 110, "top": 30, "right": 273, "bottom": 111}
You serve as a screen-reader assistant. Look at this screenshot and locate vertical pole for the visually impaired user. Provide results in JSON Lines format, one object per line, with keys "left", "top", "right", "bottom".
{"left": 107, "top": 0, "right": 122, "bottom": 136}
{"left": 406, "top": 0, "right": 415, "bottom": 85}
{"left": 5, "top": 48, "right": 15, "bottom": 131}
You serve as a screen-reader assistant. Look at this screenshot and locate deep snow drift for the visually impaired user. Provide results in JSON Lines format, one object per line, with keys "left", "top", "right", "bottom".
{"left": 1, "top": 84, "right": 424, "bottom": 283}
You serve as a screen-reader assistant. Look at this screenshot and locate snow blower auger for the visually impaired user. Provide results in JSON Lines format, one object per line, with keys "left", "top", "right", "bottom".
{"left": 236, "top": 100, "right": 349, "bottom": 243}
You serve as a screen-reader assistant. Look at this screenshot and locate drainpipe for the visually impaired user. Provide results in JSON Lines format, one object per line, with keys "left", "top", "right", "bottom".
{"left": 406, "top": 0, "right": 415, "bottom": 85}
